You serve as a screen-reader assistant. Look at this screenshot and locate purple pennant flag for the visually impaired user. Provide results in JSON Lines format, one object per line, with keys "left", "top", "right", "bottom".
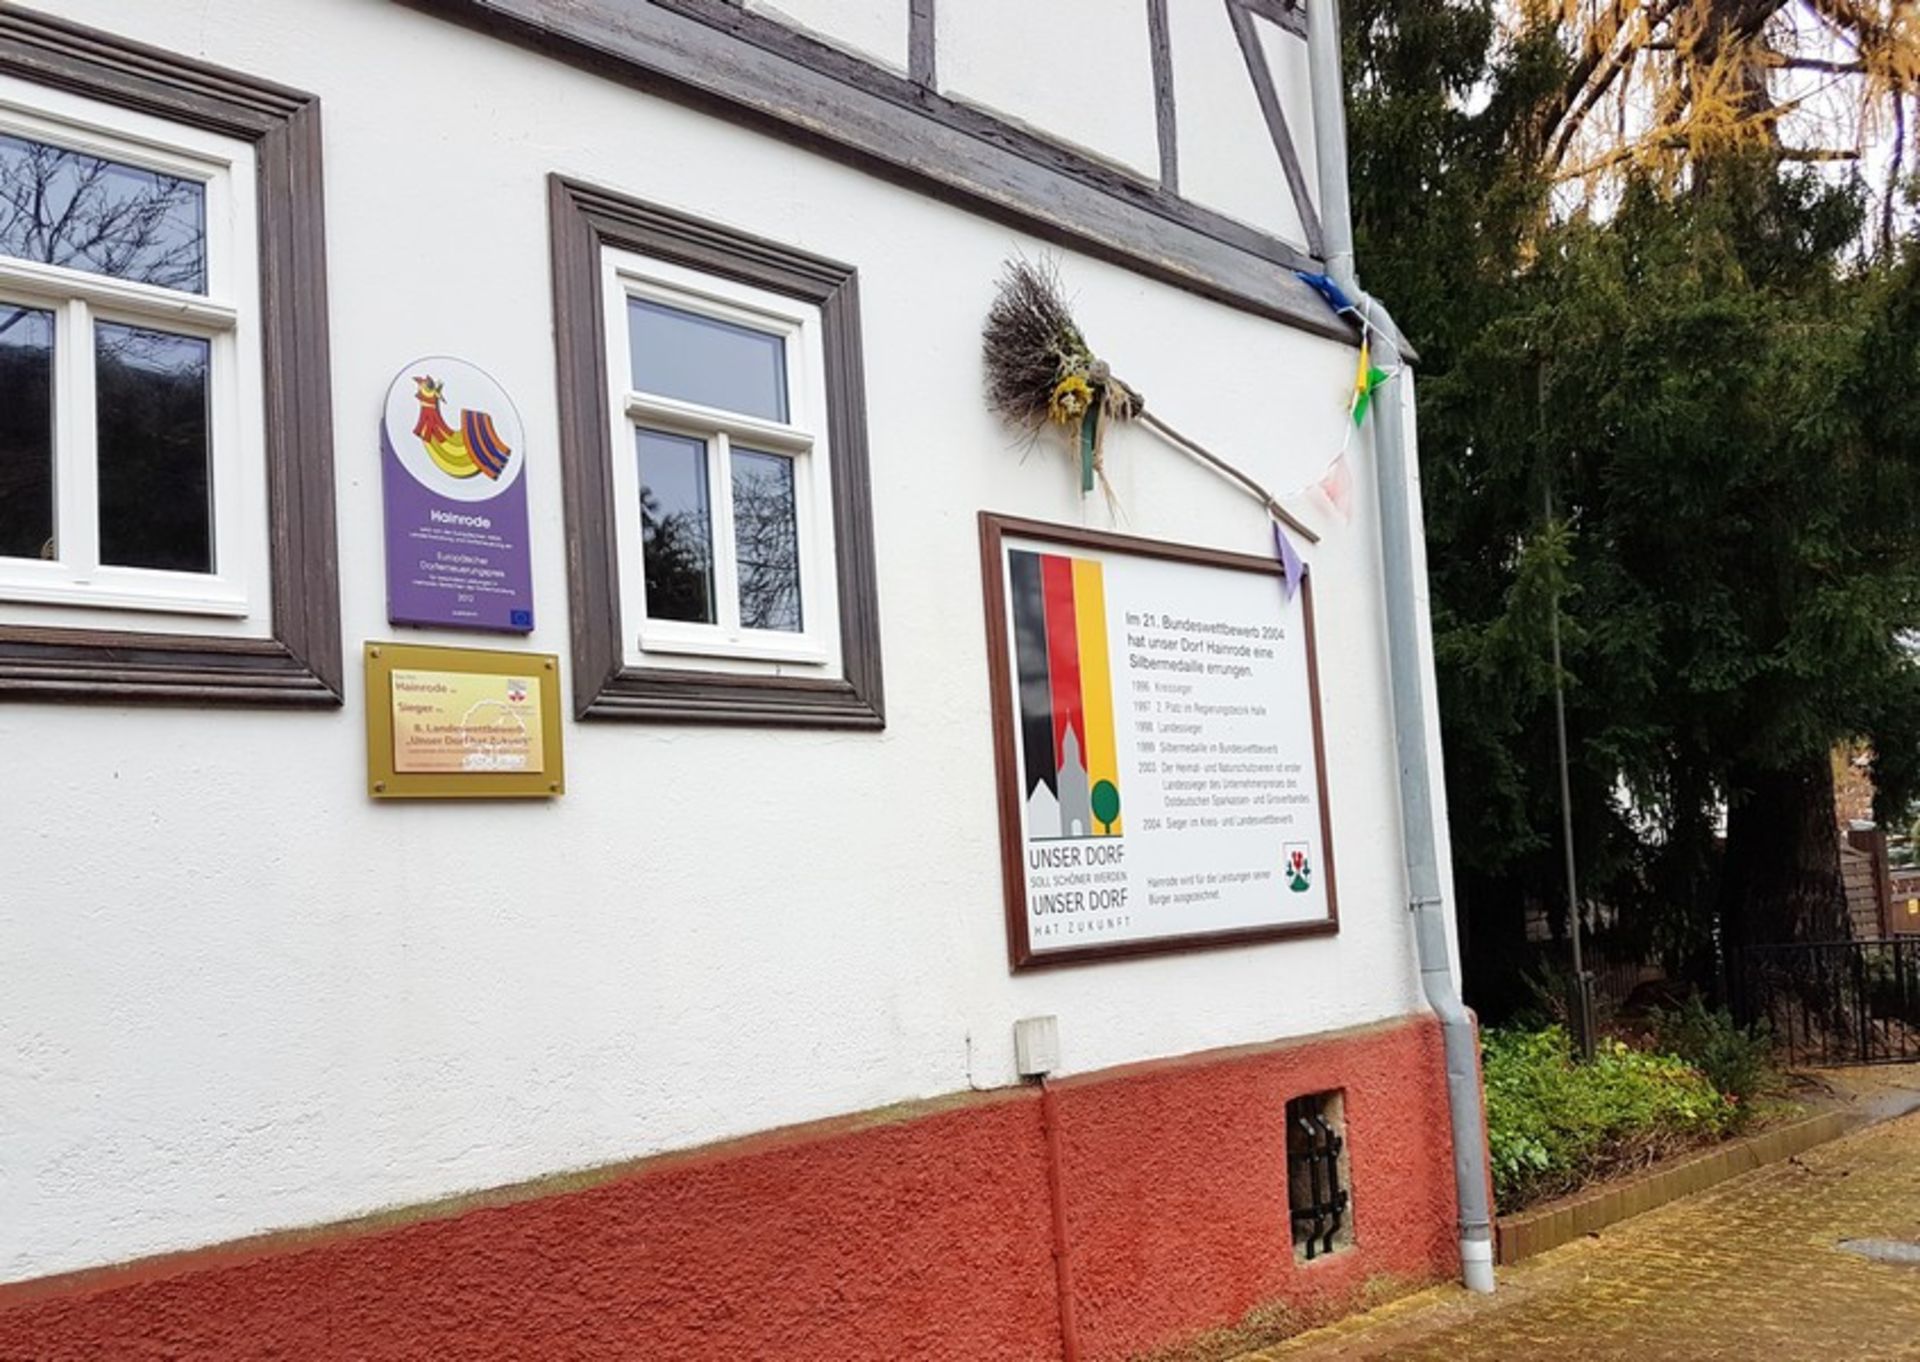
{"left": 1274, "top": 520, "right": 1307, "bottom": 603}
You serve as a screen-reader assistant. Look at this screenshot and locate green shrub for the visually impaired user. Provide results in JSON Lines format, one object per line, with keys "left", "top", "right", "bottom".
{"left": 1482, "top": 1026, "right": 1735, "bottom": 1212}
{"left": 1647, "top": 995, "right": 1776, "bottom": 1120}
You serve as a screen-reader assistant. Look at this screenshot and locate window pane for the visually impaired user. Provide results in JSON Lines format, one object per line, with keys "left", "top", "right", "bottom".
{"left": 0, "top": 133, "right": 207, "bottom": 294}
{"left": 0, "top": 305, "right": 53, "bottom": 560}
{"left": 629, "top": 298, "right": 788, "bottom": 422}
{"left": 638, "top": 428, "right": 714, "bottom": 624}
{"left": 96, "top": 322, "right": 212, "bottom": 573}
{"left": 732, "top": 448, "right": 802, "bottom": 633}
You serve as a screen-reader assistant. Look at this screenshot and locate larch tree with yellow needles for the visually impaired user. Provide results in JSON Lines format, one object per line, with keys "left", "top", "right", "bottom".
{"left": 1531, "top": 0, "right": 1919, "bottom": 247}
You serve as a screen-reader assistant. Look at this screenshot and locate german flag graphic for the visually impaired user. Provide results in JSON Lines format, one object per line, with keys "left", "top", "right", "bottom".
{"left": 1010, "top": 550, "right": 1122, "bottom": 839}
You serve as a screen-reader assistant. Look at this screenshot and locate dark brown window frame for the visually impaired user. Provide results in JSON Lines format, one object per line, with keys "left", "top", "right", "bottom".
{"left": 0, "top": 7, "right": 339, "bottom": 706}
{"left": 549, "top": 175, "right": 884, "bottom": 728}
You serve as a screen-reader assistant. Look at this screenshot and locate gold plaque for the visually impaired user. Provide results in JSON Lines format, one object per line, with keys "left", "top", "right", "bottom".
{"left": 365, "top": 642, "right": 564, "bottom": 799}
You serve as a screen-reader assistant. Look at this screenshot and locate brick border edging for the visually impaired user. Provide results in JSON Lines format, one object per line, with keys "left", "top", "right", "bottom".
{"left": 1495, "top": 1109, "right": 1852, "bottom": 1265}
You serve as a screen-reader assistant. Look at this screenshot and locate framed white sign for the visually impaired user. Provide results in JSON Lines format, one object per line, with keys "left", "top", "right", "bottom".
{"left": 981, "top": 514, "right": 1338, "bottom": 969}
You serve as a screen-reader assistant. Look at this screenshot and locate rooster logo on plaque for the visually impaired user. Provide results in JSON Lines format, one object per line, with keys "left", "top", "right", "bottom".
{"left": 380, "top": 356, "right": 534, "bottom": 633}
{"left": 409, "top": 374, "right": 514, "bottom": 482}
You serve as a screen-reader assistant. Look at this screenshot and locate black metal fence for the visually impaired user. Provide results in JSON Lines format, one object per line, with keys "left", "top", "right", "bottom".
{"left": 1734, "top": 938, "right": 1920, "bottom": 1067}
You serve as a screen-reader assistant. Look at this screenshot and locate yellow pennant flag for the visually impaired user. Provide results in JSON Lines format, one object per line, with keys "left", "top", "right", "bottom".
{"left": 1350, "top": 340, "right": 1388, "bottom": 427}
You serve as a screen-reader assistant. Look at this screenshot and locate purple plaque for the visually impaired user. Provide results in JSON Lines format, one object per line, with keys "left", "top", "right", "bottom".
{"left": 380, "top": 356, "right": 534, "bottom": 633}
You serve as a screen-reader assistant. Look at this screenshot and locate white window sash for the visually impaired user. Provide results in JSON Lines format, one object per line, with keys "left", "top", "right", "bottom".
{"left": 0, "top": 289, "right": 247, "bottom": 615}
{"left": 0, "top": 258, "right": 237, "bottom": 329}
{"left": 634, "top": 431, "right": 828, "bottom": 665}
{"left": 0, "top": 77, "right": 263, "bottom": 627}
{"left": 621, "top": 274, "right": 806, "bottom": 365}
{"left": 624, "top": 391, "right": 813, "bottom": 455}
{"left": 602, "top": 251, "right": 840, "bottom": 674}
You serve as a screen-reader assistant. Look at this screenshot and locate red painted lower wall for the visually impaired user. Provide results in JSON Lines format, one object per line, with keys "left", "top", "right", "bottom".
{"left": 0, "top": 1014, "right": 1459, "bottom": 1361}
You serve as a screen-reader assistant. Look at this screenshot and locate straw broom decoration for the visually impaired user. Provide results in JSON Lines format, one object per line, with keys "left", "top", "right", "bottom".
{"left": 982, "top": 258, "right": 1320, "bottom": 545}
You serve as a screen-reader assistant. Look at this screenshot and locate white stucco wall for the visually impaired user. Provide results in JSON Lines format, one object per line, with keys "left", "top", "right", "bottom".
{"left": 936, "top": 0, "right": 1161, "bottom": 178}
{"left": 1172, "top": 3, "right": 1319, "bottom": 245}
{"left": 751, "top": 0, "right": 1325, "bottom": 254}
{"left": 745, "top": 0, "right": 909, "bottom": 72}
{"left": 0, "top": 0, "right": 1447, "bottom": 1284}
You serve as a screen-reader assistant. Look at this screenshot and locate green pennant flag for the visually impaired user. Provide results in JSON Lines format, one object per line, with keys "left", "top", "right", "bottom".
{"left": 1351, "top": 366, "right": 1389, "bottom": 428}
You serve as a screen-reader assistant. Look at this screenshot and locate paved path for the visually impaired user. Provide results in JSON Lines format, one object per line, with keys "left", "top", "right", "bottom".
{"left": 1243, "top": 1101, "right": 1920, "bottom": 1361}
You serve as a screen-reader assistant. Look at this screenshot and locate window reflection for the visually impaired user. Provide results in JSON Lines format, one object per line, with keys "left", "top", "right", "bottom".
{"left": 0, "top": 132, "right": 207, "bottom": 294}
{"left": 95, "top": 322, "right": 212, "bottom": 573}
{"left": 732, "top": 448, "right": 801, "bottom": 633}
{"left": 638, "top": 428, "right": 715, "bottom": 623}
{"left": 0, "top": 305, "right": 54, "bottom": 560}
{"left": 629, "top": 299, "right": 788, "bottom": 422}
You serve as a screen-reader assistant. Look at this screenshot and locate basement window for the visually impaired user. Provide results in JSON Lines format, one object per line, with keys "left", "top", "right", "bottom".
{"left": 1287, "top": 1091, "right": 1353, "bottom": 1262}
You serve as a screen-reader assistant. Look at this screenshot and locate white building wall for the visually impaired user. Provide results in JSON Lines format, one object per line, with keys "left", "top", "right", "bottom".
{"left": 1263, "top": 10, "right": 1322, "bottom": 217}
{"left": 936, "top": 0, "right": 1162, "bottom": 178}
{"left": 1170, "top": 4, "right": 1319, "bottom": 244}
{"left": 0, "top": 0, "right": 1443, "bottom": 1284}
{"left": 745, "top": 0, "right": 910, "bottom": 72}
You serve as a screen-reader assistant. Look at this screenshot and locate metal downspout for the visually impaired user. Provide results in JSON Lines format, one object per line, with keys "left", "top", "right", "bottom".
{"left": 1302, "top": 0, "right": 1497, "bottom": 1293}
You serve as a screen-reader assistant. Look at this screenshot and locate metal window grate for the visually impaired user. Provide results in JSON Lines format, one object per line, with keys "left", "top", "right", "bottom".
{"left": 1287, "top": 1092, "right": 1351, "bottom": 1261}
{"left": 1735, "top": 938, "right": 1920, "bottom": 1067}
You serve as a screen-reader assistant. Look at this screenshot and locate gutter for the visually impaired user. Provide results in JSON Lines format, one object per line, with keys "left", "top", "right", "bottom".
{"left": 1302, "top": 0, "right": 1497, "bottom": 1294}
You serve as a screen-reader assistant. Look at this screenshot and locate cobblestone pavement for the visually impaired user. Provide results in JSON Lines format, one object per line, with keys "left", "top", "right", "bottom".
{"left": 1244, "top": 1101, "right": 1920, "bottom": 1361}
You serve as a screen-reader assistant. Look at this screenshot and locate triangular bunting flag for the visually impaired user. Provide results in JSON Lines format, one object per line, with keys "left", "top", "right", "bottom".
{"left": 1350, "top": 343, "right": 1390, "bottom": 428}
{"left": 1294, "top": 270, "right": 1358, "bottom": 317}
{"left": 1316, "top": 453, "right": 1355, "bottom": 523}
{"left": 1273, "top": 520, "right": 1307, "bottom": 602}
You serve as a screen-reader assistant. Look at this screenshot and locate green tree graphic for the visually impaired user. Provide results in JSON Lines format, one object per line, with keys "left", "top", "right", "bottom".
{"left": 1091, "top": 780, "right": 1121, "bottom": 835}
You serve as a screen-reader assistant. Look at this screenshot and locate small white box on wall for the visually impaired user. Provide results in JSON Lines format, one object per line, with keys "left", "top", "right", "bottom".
{"left": 1014, "top": 1015, "right": 1060, "bottom": 1077}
